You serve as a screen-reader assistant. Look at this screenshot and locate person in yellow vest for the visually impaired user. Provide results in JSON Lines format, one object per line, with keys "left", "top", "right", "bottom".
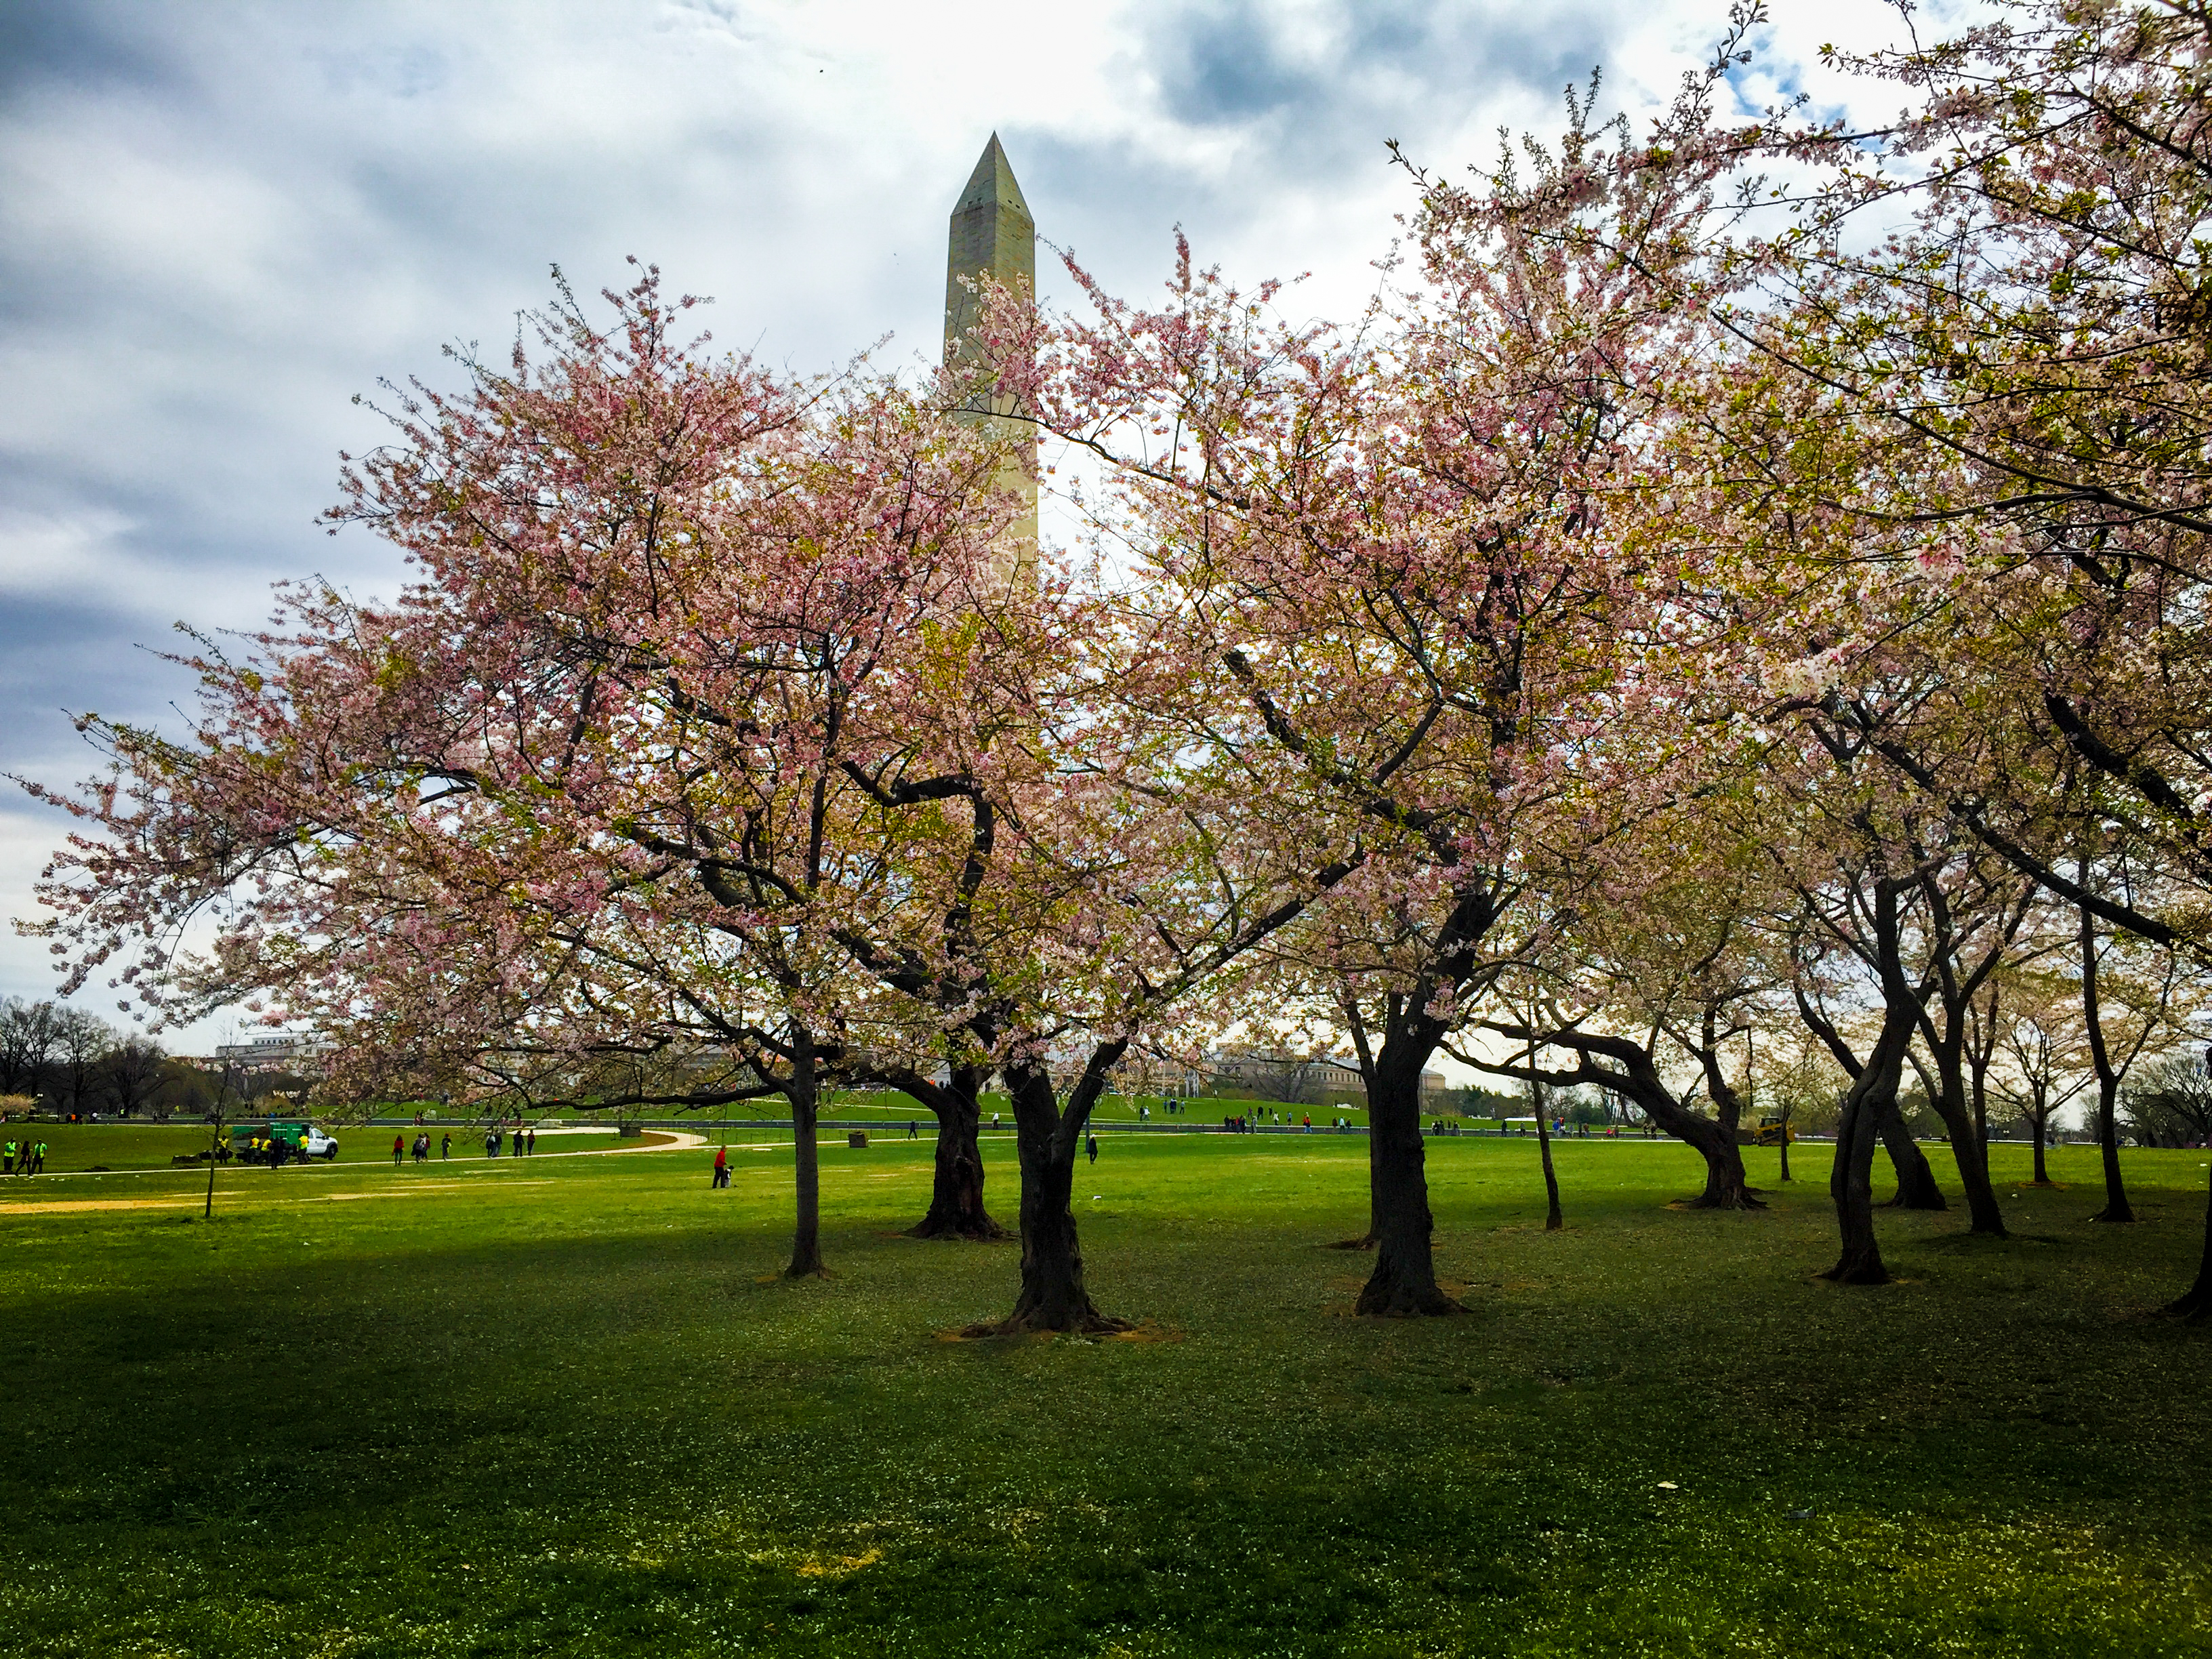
{"left": 1, "top": 1140, "right": 15, "bottom": 1176}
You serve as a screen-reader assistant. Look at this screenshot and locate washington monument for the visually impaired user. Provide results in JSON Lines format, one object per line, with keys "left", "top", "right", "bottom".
{"left": 944, "top": 133, "right": 1038, "bottom": 567}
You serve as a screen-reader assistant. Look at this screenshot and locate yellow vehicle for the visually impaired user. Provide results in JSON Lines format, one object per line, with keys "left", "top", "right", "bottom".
{"left": 1742, "top": 1117, "right": 1795, "bottom": 1147}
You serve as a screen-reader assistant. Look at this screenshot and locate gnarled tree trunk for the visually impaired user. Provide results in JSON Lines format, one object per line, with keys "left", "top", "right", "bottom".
{"left": 1668, "top": 1103, "right": 1761, "bottom": 1208}
{"left": 1879, "top": 1105, "right": 1948, "bottom": 1210}
{"left": 1357, "top": 1035, "right": 1460, "bottom": 1317}
{"left": 1823, "top": 1069, "right": 1889, "bottom": 1284}
{"left": 1818, "top": 880, "right": 1923, "bottom": 1284}
{"left": 1683, "top": 1007, "right": 1763, "bottom": 1208}
{"left": 1479, "top": 1021, "right": 1761, "bottom": 1210}
{"left": 970, "top": 1048, "right": 1130, "bottom": 1334}
{"left": 1923, "top": 1076, "right": 2004, "bottom": 1234}
{"left": 902, "top": 1064, "right": 1006, "bottom": 1241}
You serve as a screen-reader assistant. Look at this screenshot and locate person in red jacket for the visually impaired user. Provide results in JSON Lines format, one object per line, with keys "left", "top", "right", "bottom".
{"left": 391, "top": 1134, "right": 404, "bottom": 1166}
{"left": 712, "top": 1144, "right": 730, "bottom": 1189}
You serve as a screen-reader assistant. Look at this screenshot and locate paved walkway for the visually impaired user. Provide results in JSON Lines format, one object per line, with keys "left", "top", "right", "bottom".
{"left": 0, "top": 1126, "right": 711, "bottom": 1187}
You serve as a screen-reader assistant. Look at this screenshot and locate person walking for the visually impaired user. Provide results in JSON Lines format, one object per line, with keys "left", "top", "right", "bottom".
{"left": 712, "top": 1144, "right": 729, "bottom": 1189}
{"left": 526, "top": 1128, "right": 536, "bottom": 1156}
{"left": 441, "top": 1132, "right": 451, "bottom": 1160}
{"left": 31, "top": 1141, "right": 45, "bottom": 1174}
{"left": 2, "top": 1140, "right": 14, "bottom": 1176}
{"left": 907, "top": 1121, "right": 918, "bottom": 1140}
{"left": 1086, "top": 1132, "right": 1098, "bottom": 1166}
{"left": 391, "top": 1134, "right": 404, "bottom": 1167}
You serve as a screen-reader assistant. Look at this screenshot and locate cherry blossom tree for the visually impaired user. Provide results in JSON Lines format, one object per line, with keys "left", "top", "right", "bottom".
{"left": 1008, "top": 60, "right": 1750, "bottom": 1314}
{"left": 22, "top": 267, "right": 1031, "bottom": 1275}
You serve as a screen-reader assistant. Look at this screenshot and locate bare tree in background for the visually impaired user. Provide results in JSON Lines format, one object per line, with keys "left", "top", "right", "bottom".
{"left": 2122, "top": 1050, "right": 2212, "bottom": 1149}
{"left": 101, "top": 1038, "right": 171, "bottom": 1118}
{"left": 1999, "top": 1004, "right": 2092, "bottom": 1187}
{"left": 49, "top": 1008, "right": 115, "bottom": 1116}
{"left": 0, "top": 999, "right": 60, "bottom": 1097}
{"left": 1234, "top": 1057, "right": 1335, "bottom": 1108}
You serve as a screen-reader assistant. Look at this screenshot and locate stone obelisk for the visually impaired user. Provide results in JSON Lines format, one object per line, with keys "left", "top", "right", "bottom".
{"left": 944, "top": 133, "right": 1037, "bottom": 573}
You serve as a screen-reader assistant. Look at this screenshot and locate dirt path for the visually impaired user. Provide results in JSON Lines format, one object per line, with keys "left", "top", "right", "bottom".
{"left": 1, "top": 1126, "right": 711, "bottom": 1187}
{"left": 0, "top": 1180, "right": 566, "bottom": 1216}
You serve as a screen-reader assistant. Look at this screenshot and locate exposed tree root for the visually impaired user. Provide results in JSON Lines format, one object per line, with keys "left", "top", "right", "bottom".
{"left": 1353, "top": 1277, "right": 1467, "bottom": 1318}
{"left": 1816, "top": 1256, "right": 1892, "bottom": 1286}
{"left": 905, "top": 1215, "right": 1010, "bottom": 1242}
{"left": 954, "top": 1309, "right": 1134, "bottom": 1338}
{"left": 1682, "top": 1189, "right": 1768, "bottom": 1211}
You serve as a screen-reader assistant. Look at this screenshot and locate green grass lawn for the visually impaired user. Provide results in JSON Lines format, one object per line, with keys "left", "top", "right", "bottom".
{"left": 1, "top": 1130, "right": 2207, "bottom": 1657}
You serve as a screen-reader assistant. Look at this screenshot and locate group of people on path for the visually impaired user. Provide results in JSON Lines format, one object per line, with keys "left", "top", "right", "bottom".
{"left": 386, "top": 1126, "right": 535, "bottom": 1164}
{"left": 1217, "top": 1109, "right": 1321, "bottom": 1134}
{"left": 394, "top": 1132, "right": 456, "bottom": 1164}
{"left": 2, "top": 1138, "right": 46, "bottom": 1175}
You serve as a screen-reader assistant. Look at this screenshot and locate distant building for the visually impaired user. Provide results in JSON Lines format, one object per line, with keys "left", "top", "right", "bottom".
{"left": 1197, "top": 1050, "right": 1368, "bottom": 1105}
{"left": 210, "top": 1033, "right": 330, "bottom": 1073}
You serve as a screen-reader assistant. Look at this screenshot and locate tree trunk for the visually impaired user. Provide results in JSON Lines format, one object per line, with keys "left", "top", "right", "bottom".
{"left": 785, "top": 1029, "right": 825, "bottom": 1278}
{"left": 970, "top": 1051, "right": 1128, "bottom": 1334}
{"left": 1649, "top": 1091, "right": 1762, "bottom": 1208}
{"left": 905, "top": 1065, "right": 1006, "bottom": 1241}
{"left": 1534, "top": 1091, "right": 1563, "bottom": 1232}
{"left": 1356, "top": 1035, "right": 1460, "bottom": 1317}
{"left": 1511, "top": 1028, "right": 1760, "bottom": 1208}
{"left": 1822, "top": 1075, "right": 1891, "bottom": 1284}
{"left": 2093, "top": 1081, "right": 2134, "bottom": 1223}
{"left": 2032, "top": 1109, "right": 2051, "bottom": 1185}
{"left": 1925, "top": 1076, "right": 2005, "bottom": 1234}
{"left": 2080, "top": 890, "right": 2135, "bottom": 1224}
{"left": 2163, "top": 1162, "right": 2212, "bottom": 1317}
{"left": 1777, "top": 1103, "right": 1793, "bottom": 1183}
{"left": 1879, "top": 1103, "right": 1948, "bottom": 1210}
{"left": 1822, "top": 960, "right": 1914, "bottom": 1284}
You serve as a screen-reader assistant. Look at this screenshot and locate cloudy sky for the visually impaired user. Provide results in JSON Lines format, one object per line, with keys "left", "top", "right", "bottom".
{"left": 0, "top": 0, "right": 1965, "bottom": 1044}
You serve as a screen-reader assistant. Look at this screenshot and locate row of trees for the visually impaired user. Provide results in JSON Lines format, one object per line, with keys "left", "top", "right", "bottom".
{"left": 0, "top": 996, "right": 185, "bottom": 1118}
{"left": 21, "top": 2, "right": 2212, "bottom": 1324}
